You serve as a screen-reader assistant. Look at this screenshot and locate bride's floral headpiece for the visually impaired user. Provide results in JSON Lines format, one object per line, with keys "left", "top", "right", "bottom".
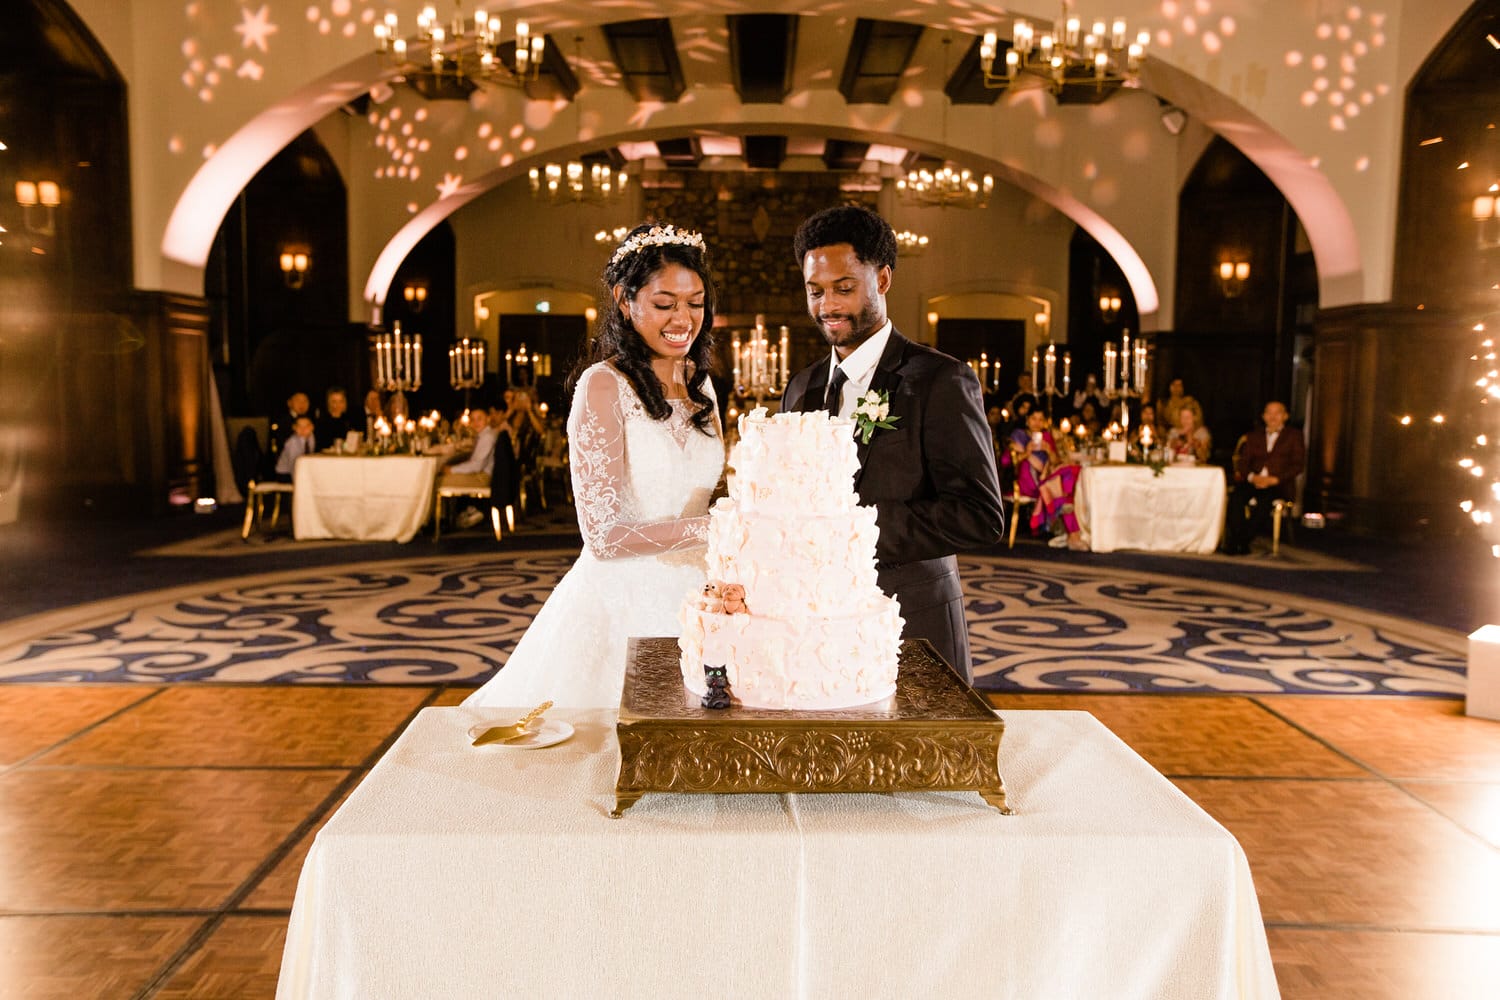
{"left": 609, "top": 224, "right": 707, "bottom": 266}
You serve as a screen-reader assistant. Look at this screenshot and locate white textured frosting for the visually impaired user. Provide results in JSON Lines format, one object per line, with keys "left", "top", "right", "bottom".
{"left": 679, "top": 407, "right": 901, "bottom": 711}
{"left": 729, "top": 407, "right": 860, "bottom": 515}
{"left": 679, "top": 597, "right": 903, "bottom": 710}
{"left": 705, "top": 499, "right": 880, "bottom": 617}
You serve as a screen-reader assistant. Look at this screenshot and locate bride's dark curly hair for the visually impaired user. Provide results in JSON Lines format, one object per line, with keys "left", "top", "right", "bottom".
{"left": 567, "top": 223, "right": 718, "bottom": 435}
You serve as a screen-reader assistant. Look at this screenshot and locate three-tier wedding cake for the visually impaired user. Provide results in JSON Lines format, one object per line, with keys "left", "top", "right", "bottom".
{"left": 678, "top": 408, "right": 904, "bottom": 709}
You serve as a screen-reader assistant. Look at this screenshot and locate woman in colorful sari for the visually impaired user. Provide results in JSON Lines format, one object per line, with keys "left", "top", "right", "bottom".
{"left": 1009, "top": 409, "right": 1087, "bottom": 550}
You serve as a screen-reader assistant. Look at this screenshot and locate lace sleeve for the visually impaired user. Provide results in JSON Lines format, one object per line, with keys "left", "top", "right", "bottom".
{"left": 568, "top": 366, "right": 710, "bottom": 559}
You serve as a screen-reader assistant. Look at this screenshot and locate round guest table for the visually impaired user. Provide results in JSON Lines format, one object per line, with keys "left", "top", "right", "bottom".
{"left": 1075, "top": 463, "right": 1228, "bottom": 553}
{"left": 291, "top": 454, "right": 444, "bottom": 543}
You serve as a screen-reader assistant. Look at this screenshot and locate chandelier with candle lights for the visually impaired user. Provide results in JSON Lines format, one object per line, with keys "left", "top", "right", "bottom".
{"left": 978, "top": 4, "right": 1148, "bottom": 103}
{"left": 530, "top": 160, "right": 630, "bottom": 205}
{"left": 374, "top": 3, "right": 547, "bottom": 100}
{"left": 896, "top": 165, "right": 994, "bottom": 210}
{"left": 894, "top": 230, "right": 931, "bottom": 256}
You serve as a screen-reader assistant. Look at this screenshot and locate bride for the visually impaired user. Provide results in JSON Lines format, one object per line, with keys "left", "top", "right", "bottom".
{"left": 464, "top": 223, "right": 725, "bottom": 709}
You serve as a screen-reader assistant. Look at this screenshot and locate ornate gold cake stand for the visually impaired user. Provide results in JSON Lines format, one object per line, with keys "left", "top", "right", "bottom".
{"left": 613, "top": 638, "right": 1011, "bottom": 817}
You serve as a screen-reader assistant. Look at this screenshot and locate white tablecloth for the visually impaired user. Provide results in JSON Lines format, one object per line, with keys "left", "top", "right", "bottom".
{"left": 292, "top": 455, "right": 442, "bottom": 543}
{"left": 1076, "top": 464, "right": 1228, "bottom": 553}
{"left": 277, "top": 707, "right": 1278, "bottom": 1000}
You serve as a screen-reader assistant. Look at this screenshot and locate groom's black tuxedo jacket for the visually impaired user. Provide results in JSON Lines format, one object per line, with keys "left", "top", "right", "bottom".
{"left": 782, "top": 328, "right": 1005, "bottom": 680}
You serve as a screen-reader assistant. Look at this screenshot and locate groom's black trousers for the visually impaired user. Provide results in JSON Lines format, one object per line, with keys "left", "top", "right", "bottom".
{"left": 878, "top": 555, "right": 970, "bottom": 683}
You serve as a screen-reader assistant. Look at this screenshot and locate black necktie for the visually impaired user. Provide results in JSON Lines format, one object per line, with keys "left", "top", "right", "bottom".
{"left": 824, "top": 366, "right": 848, "bottom": 415}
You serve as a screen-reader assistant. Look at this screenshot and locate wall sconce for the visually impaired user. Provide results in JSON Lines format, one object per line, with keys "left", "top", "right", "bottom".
{"left": 1216, "top": 259, "right": 1250, "bottom": 298}
{"left": 584, "top": 305, "right": 598, "bottom": 327}
{"left": 15, "top": 179, "right": 60, "bottom": 235}
{"left": 1098, "top": 293, "right": 1122, "bottom": 322}
{"left": 1475, "top": 185, "right": 1500, "bottom": 250}
{"left": 926, "top": 310, "right": 940, "bottom": 331}
{"left": 279, "top": 249, "right": 310, "bottom": 288}
{"left": 403, "top": 282, "right": 428, "bottom": 312}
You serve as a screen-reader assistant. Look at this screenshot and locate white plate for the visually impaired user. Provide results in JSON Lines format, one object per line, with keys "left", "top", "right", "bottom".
{"left": 467, "top": 719, "right": 574, "bottom": 750}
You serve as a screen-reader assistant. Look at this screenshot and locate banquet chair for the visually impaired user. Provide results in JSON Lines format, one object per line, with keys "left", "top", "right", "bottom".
{"left": 1269, "top": 473, "right": 1307, "bottom": 556}
{"left": 433, "top": 433, "right": 516, "bottom": 541}
{"left": 1007, "top": 482, "right": 1036, "bottom": 549}
{"left": 535, "top": 425, "right": 571, "bottom": 505}
{"left": 242, "top": 480, "right": 294, "bottom": 539}
{"left": 515, "top": 429, "right": 547, "bottom": 514}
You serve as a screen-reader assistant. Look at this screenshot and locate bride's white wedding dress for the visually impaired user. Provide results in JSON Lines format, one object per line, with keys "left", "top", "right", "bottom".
{"left": 463, "top": 362, "right": 724, "bottom": 709}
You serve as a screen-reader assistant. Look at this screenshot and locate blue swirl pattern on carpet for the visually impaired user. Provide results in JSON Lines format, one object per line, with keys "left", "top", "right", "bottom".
{"left": 0, "top": 552, "right": 1466, "bottom": 695}
{"left": 963, "top": 558, "right": 1464, "bottom": 696}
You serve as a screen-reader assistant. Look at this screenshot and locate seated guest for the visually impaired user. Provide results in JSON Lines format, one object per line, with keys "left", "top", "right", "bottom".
{"left": 316, "top": 387, "right": 353, "bottom": 448}
{"left": 273, "top": 415, "right": 316, "bottom": 482}
{"left": 1223, "top": 401, "right": 1305, "bottom": 555}
{"left": 363, "top": 389, "right": 386, "bottom": 439}
{"left": 1160, "top": 378, "right": 1203, "bottom": 433}
{"left": 1166, "top": 406, "right": 1212, "bottom": 463}
{"left": 1136, "top": 402, "right": 1160, "bottom": 441}
{"left": 1004, "top": 396, "right": 1034, "bottom": 441}
{"left": 1008, "top": 409, "right": 1086, "bottom": 551}
{"left": 504, "top": 389, "right": 545, "bottom": 461}
{"left": 441, "top": 404, "right": 507, "bottom": 528}
{"left": 271, "top": 391, "right": 312, "bottom": 454}
{"left": 1076, "top": 399, "right": 1104, "bottom": 440}
{"left": 986, "top": 404, "right": 1007, "bottom": 459}
{"left": 1071, "top": 373, "right": 1106, "bottom": 416}
{"left": 1009, "top": 374, "right": 1040, "bottom": 420}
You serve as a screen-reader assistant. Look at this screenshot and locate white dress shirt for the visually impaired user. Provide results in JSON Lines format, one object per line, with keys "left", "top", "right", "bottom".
{"left": 1259, "top": 429, "right": 1280, "bottom": 477}
{"left": 450, "top": 425, "right": 499, "bottom": 475}
{"left": 826, "top": 320, "right": 894, "bottom": 420}
{"left": 275, "top": 432, "right": 315, "bottom": 475}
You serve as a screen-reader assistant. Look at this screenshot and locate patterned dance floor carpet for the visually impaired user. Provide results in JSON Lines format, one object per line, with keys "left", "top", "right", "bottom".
{"left": 0, "top": 551, "right": 1466, "bottom": 696}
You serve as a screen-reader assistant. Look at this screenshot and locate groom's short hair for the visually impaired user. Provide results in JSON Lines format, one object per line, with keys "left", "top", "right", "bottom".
{"left": 793, "top": 205, "right": 898, "bottom": 274}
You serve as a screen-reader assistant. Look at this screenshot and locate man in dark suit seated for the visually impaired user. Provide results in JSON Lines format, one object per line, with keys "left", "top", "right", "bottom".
{"left": 781, "top": 205, "right": 1006, "bottom": 682}
{"left": 270, "top": 392, "right": 312, "bottom": 454}
{"left": 1223, "top": 400, "right": 1305, "bottom": 555}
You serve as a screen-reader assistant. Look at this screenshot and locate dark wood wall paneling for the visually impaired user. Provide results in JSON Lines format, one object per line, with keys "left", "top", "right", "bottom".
{"left": 1312, "top": 304, "right": 1475, "bottom": 534}
{"left": 1316, "top": 0, "right": 1500, "bottom": 535}
{"left": 1392, "top": 0, "right": 1500, "bottom": 310}
{"left": 0, "top": 0, "right": 210, "bottom": 517}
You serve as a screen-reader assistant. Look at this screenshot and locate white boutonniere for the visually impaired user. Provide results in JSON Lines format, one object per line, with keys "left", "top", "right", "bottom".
{"left": 851, "top": 389, "right": 898, "bottom": 445}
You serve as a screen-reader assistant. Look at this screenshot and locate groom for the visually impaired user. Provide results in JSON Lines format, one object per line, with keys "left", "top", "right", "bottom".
{"left": 782, "top": 205, "right": 1005, "bottom": 682}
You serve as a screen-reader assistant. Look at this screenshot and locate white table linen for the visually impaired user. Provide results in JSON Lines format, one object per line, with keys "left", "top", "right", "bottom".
{"left": 277, "top": 707, "right": 1278, "bottom": 1000}
{"left": 292, "top": 455, "right": 443, "bottom": 543}
{"left": 1076, "top": 464, "right": 1228, "bottom": 553}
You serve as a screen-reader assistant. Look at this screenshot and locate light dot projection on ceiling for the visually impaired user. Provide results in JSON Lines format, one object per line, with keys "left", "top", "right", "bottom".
{"left": 176, "top": 2, "right": 286, "bottom": 125}
{"left": 1283, "top": 6, "right": 1389, "bottom": 134}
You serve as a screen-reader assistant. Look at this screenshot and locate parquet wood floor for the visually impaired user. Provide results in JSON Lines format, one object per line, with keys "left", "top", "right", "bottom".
{"left": 2, "top": 684, "right": 1496, "bottom": 998}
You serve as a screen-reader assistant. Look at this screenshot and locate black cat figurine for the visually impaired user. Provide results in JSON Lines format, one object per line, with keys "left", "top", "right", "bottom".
{"left": 701, "top": 664, "right": 733, "bottom": 709}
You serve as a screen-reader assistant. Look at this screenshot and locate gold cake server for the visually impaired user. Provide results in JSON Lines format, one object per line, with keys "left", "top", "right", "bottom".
{"left": 471, "top": 701, "right": 553, "bottom": 746}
